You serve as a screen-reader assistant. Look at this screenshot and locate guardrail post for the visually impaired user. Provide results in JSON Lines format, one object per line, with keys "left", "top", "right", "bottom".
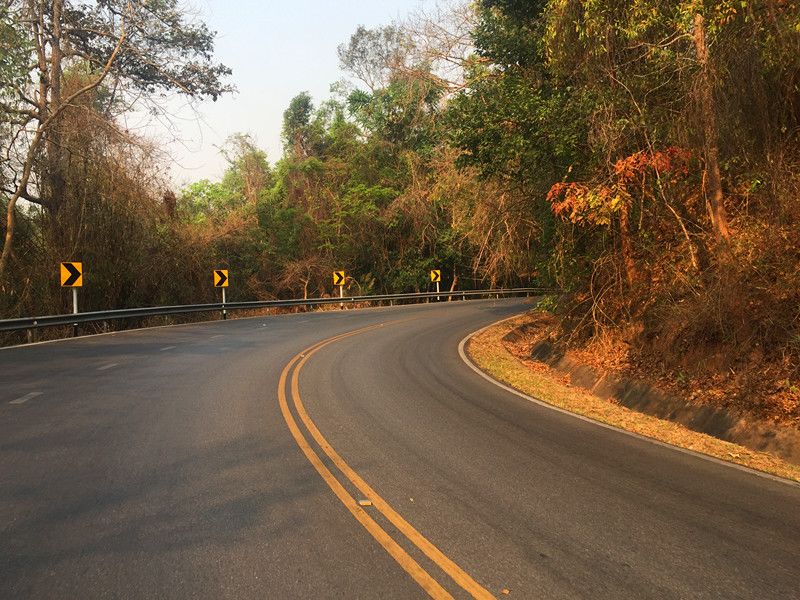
{"left": 70, "top": 288, "right": 78, "bottom": 337}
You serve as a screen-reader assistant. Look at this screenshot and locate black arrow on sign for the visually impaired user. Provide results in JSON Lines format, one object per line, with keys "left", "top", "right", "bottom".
{"left": 63, "top": 263, "right": 81, "bottom": 286}
{"left": 334, "top": 272, "right": 345, "bottom": 286}
{"left": 215, "top": 270, "right": 228, "bottom": 286}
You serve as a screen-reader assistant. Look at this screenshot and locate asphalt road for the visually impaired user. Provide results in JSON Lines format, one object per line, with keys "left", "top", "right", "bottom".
{"left": 1, "top": 298, "right": 798, "bottom": 599}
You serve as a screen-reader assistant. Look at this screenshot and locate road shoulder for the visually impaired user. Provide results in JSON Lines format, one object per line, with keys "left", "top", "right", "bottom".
{"left": 460, "top": 314, "right": 800, "bottom": 485}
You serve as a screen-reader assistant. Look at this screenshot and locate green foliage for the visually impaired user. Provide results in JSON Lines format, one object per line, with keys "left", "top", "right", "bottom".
{"left": 66, "top": 0, "right": 232, "bottom": 100}
{"left": 282, "top": 92, "right": 314, "bottom": 153}
{"left": 0, "top": 6, "right": 30, "bottom": 97}
{"left": 447, "top": 72, "right": 588, "bottom": 185}
{"left": 473, "top": 0, "right": 547, "bottom": 68}
{"left": 534, "top": 294, "right": 559, "bottom": 313}
{"left": 178, "top": 180, "right": 237, "bottom": 223}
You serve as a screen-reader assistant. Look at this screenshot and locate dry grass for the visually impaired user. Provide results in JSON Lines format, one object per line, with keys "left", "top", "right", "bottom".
{"left": 467, "top": 314, "right": 800, "bottom": 484}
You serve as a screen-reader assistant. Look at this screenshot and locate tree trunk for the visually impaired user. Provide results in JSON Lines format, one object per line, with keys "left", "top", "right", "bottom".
{"left": 448, "top": 274, "right": 458, "bottom": 293}
{"left": 46, "top": 0, "right": 67, "bottom": 215}
{"left": 0, "top": 130, "right": 44, "bottom": 280}
{"left": 447, "top": 273, "right": 458, "bottom": 302}
{"left": 693, "top": 12, "right": 731, "bottom": 245}
{"left": 619, "top": 201, "right": 639, "bottom": 285}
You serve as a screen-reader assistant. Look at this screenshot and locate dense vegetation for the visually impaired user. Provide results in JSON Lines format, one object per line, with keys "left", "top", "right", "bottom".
{"left": 2, "top": 1, "right": 799, "bottom": 420}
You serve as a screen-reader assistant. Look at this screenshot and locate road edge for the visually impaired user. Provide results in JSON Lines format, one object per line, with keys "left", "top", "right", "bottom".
{"left": 0, "top": 298, "right": 490, "bottom": 352}
{"left": 457, "top": 314, "right": 800, "bottom": 488}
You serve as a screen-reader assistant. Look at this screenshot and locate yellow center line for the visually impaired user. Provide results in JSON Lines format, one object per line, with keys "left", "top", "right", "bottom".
{"left": 278, "top": 325, "right": 454, "bottom": 599}
{"left": 278, "top": 320, "right": 496, "bottom": 600}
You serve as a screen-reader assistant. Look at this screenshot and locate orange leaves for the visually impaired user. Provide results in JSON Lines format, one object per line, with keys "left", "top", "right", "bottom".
{"left": 613, "top": 147, "right": 692, "bottom": 184}
{"left": 548, "top": 147, "right": 693, "bottom": 225}
{"left": 547, "top": 182, "right": 622, "bottom": 226}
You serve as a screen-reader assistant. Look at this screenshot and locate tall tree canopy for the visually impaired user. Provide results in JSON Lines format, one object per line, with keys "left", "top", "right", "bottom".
{"left": 0, "top": 0, "right": 232, "bottom": 279}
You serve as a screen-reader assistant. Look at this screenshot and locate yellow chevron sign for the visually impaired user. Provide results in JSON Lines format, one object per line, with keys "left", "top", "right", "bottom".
{"left": 60, "top": 262, "right": 83, "bottom": 287}
{"left": 430, "top": 270, "right": 441, "bottom": 283}
{"left": 333, "top": 271, "right": 346, "bottom": 286}
{"left": 213, "top": 269, "right": 229, "bottom": 287}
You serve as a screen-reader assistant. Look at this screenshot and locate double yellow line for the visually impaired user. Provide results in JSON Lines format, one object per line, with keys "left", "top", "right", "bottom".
{"left": 277, "top": 321, "right": 496, "bottom": 600}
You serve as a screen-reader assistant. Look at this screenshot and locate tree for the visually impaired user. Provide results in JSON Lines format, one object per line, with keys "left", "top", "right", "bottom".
{"left": 692, "top": 10, "right": 731, "bottom": 244}
{"left": 0, "top": 0, "right": 232, "bottom": 280}
{"left": 338, "top": 25, "right": 409, "bottom": 92}
{"left": 282, "top": 92, "right": 314, "bottom": 157}
{"left": 220, "top": 134, "right": 272, "bottom": 205}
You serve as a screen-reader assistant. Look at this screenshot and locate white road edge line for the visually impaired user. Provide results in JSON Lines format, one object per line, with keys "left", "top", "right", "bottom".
{"left": 10, "top": 392, "right": 43, "bottom": 405}
{"left": 160, "top": 346, "right": 176, "bottom": 351}
{"left": 457, "top": 314, "right": 799, "bottom": 488}
{"left": 97, "top": 363, "right": 119, "bottom": 371}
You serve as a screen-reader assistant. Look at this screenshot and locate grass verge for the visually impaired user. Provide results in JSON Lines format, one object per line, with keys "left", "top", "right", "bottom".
{"left": 466, "top": 314, "right": 800, "bottom": 484}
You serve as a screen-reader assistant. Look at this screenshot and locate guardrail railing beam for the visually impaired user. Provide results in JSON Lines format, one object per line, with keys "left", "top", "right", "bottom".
{"left": 0, "top": 288, "right": 561, "bottom": 334}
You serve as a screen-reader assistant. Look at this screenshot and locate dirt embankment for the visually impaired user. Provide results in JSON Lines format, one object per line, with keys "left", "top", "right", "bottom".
{"left": 506, "top": 312, "right": 800, "bottom": 465}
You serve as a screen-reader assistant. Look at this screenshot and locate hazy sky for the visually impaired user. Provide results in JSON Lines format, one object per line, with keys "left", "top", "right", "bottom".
{"left": 145, "top": 0, "right": 434, "bottom": 188}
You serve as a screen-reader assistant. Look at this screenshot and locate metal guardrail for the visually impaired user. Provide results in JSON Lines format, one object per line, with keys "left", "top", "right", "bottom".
{"left": 0, "top": 288, "right": 558, "bottom": 334}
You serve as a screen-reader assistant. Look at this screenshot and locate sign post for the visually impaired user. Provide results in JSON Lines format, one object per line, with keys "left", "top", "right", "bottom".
{"left": 72, "top": 288, "right": 78, "bottom": 335}
{"left": 333, "top": 271, "right": 346, "bottom": 308}
{"left": 60, "top": 262, "right": 82, "bottom": 336}
{"left": 430, "top": 269, "right": 441, "bottom": 301}
{"left": 214, "top": 269, "right": 229, "bottom": 319}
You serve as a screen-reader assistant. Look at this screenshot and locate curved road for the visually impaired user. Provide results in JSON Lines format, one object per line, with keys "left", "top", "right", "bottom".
{"left": 1, "top": 299, "right": 798, "bottom": 599}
